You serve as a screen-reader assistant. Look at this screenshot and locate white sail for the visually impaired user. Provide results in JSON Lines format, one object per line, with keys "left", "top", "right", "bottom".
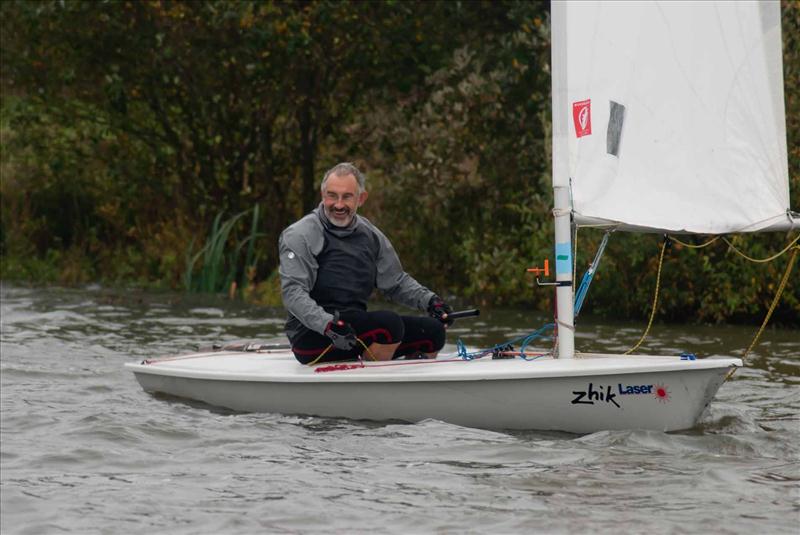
{"left": 553, "top": 0, "right": 791, "bottom": 234}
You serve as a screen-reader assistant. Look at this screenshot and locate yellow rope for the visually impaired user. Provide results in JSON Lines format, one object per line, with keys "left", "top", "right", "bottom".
{"left": 357, "top": 338, "right": 378, "bottom": 361}
{"left": 307, "top": 344, "right": 334, "bottom": 366}
{"left": 670, "top": 235, "right": 720, "bottom": 249}
{"left": 723, "top": 234, "right": 800, "bottom": 264}
{"left": 624, "top": 239, "right": 668, "bottom": 355}
{"left": 743, "top": 245, "right": 799, "bottom": 360}
{"left": 306, "top": 336, "right": 377, "bottom": 366}
{"left": 623, "top": 233, "right": 799, "bottom": 364}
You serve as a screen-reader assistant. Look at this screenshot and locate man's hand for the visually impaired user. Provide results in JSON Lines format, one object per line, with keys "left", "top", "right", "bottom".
{"left": 427, "top": 295, "right": 454, "bottom": 326}
{"left": 324, "top": 317, "right": 358, "bottom": 350}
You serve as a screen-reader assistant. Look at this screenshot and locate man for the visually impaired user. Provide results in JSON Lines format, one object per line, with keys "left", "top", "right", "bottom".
{"left": 279, "top": 162, "right": 453, "bottom": 365}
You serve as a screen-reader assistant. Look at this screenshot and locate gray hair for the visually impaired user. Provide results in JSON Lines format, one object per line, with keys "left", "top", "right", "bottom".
{"left": 320, "top": 162, "right": 366, "bottom": 194}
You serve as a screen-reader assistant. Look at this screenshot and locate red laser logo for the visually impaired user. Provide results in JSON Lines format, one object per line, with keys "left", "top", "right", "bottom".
{"left": 654, "top": 384, "right": 671, "bottom": 403}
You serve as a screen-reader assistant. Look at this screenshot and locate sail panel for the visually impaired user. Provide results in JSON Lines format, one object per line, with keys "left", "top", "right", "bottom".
{"left": 554, "top": 0, "right": 789, "bottom": 234}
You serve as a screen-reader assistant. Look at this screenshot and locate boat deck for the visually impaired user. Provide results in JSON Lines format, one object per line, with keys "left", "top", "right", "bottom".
{"left": 125, "top": 350, "right": 742, "bottom": 383}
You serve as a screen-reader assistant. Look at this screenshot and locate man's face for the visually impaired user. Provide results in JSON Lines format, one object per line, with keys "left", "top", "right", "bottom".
{"left": 321, "top": 173, "right": 368, "bottom": 227}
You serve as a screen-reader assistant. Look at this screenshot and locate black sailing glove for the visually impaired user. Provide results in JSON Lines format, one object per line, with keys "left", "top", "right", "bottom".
{"left": 427, "top": 295, "right": 454, "bottom": 326}
{"left": 324, "top": 315, "right": 358, "bottom": 350}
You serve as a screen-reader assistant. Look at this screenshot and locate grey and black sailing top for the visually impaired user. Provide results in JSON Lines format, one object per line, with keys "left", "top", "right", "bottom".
{"left": 278, "top": 205, "right": 435, "bottom": 342}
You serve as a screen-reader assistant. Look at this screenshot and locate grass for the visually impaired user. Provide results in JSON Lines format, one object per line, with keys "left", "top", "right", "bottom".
{"left": 184, "top": 206, "right": 263, "bottom": 295}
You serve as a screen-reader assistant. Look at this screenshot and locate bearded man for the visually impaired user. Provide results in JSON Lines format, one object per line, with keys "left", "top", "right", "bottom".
{"left": 278, "top": 162, "right": 452, "bottom": 365}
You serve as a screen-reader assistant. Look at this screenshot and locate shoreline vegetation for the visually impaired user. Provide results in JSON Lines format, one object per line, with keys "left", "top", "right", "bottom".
{"left": 2, "top": 1, "right": 798, "bottom": 325}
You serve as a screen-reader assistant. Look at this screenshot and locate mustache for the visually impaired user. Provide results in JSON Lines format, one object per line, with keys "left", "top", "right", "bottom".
{"left": 326, "top": 206, "right": 352, "bottom": 215}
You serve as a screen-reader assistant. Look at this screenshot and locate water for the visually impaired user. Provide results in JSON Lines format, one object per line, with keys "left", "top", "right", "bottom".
{"left": 1, "top": 285, "right": 798, "bottom": 534}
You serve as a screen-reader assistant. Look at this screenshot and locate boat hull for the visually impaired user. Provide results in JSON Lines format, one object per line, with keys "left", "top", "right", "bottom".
{"left": 126, "top": 351, "right": 740, "bottom": 433}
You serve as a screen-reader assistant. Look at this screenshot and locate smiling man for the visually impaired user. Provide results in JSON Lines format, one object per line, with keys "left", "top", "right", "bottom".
{"left": 278, "top": 162, "right": 453, "bottom": 365}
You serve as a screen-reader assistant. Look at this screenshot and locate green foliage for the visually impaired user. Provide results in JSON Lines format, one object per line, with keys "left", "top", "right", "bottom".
{"left": 785, "top": 0, "right": 800, "bottom": 212}
{"left": 1, "top": 0, "right": 500, "bottom": 287}
{"left": 575, "top": 232, "right": 798, "bottom": 325}
{"left": 249, "top": 268, "right": 283, "bottom": 308}
{"left": 184, "top": 207, "right": 263, "bottom": 294}
{"left": 354, "top": 4, "right": 553, "bottom": 307}
{"left": 1, "top": 1, "right": 798, "bottom": 324}
{"left": 0, "top": 91, "right": 196, "bottom": 286}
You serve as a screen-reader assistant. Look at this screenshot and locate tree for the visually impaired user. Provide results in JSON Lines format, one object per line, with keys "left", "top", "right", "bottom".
{"left": 1, "top": 0, "right": 508, "bottom": 280}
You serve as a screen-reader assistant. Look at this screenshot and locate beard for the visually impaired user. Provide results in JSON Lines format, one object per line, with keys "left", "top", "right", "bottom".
{"left": 324, "top": 204, "right": 356, "bottom": 227}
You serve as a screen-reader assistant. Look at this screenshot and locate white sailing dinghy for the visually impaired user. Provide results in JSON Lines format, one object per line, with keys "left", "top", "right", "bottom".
{"left": 127, "top": 0, "right": 797, "bottom": 433}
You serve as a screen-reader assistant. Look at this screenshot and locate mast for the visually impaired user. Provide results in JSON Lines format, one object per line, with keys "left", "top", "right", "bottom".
{"left": 550, "top": 1, "right": 575, "bottom": 359}
{"left": 553, "top": 188, "right": 575, "bottom": 359}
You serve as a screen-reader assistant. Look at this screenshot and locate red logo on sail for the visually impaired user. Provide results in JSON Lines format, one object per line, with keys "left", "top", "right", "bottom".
{"left": 572, "top": 99, "right": 592, "bottom": 138}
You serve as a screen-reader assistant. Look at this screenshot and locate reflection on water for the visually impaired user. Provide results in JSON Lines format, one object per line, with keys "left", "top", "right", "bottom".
{"left": 1, "top": 285, "right": 798, "bottom": 534}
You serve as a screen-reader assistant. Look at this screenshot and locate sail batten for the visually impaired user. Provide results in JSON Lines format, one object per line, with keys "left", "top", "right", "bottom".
{"left": 555, "top": 0, "right": 790, "bottom": 235}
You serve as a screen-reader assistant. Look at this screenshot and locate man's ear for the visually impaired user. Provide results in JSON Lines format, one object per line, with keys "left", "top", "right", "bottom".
{"left": 358, "top": 190, "right": 369, "bottom": 206}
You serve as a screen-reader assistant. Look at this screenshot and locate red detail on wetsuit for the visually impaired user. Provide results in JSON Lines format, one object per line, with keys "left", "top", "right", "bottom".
{"left": 292, "top": 327, "right": 393, "bottom": 358}
{"left": 357, "top": 328, "right": 393, "bottom": 345}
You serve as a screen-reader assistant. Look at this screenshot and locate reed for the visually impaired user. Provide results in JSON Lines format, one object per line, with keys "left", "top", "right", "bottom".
{"left": 184, "top": 206, "right": 263, "bottom": 294}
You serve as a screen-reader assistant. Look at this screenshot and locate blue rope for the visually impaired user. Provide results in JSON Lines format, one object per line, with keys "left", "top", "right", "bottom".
{"left": 456, "top": 338, "right": 472, "bottom": 360}
{"left": 518, "top": 324, "right": 556, "bottom": 360}
{"left": 454, "top": 323, "right": 555, "bottom": 361}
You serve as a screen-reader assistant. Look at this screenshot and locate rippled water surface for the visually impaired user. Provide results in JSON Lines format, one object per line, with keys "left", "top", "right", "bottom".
{"left": 1, "top": 285, "right": 798, "bottom": 534}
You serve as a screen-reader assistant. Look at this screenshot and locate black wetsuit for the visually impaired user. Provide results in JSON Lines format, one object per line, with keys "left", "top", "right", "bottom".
{"left": 278, "top": 205, "right": 445, "bottom": 364}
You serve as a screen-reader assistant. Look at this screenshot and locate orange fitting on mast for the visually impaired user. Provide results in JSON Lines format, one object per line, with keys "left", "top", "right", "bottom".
{"left": 526, "top": 258, "right": 550, "bottom": 277}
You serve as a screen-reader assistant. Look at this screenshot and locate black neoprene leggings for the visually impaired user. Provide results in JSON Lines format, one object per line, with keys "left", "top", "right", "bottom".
{"left": 290, "top": 309, "right": 446, "bottom": 365}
